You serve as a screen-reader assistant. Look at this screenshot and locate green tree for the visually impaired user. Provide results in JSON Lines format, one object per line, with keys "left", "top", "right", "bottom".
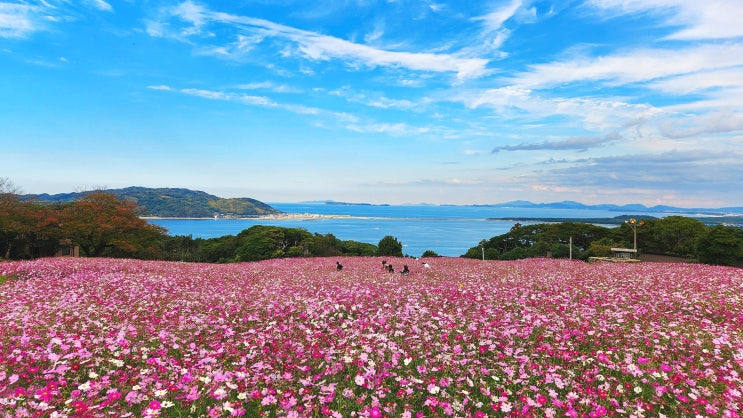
{"left": 586, "top": 237, "right": 619, "bottom": 258}
{"left": 234, "top": 226, "right": 313, "bottom": 261}
{"left": 200, "top": 235, "right": 241, "bottom": 263}
{"left": 421, "top": 250, "right": 440, "bottom": 257}
{"left": 377, "top": 235, "right": 403, "bottom": 257}
{"left": 161, "top": 235, "right": 203, "bottom": 262}
{"left": 529, "top": 241, "right": 552, "bottom": 257}
{"left": 639, "top": 216, "right": 706, "bottom": 257}
{"left": 311, "top": 233, "right": 343, "bottom": 257}
{"left": 341, "top": 240, "right": 377, "bottom": 256}
{"left": 237, "top": 232, "right": 281, "bottom": 261}
{"left": 696, "top": 225, "right": 743, "bottom": 266}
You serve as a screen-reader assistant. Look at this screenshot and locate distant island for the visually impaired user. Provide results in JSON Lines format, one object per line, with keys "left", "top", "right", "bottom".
{"left": 22, "top": 187, "right": 281, "bottom": 219}
{"left": 309, "top": 199, "right": 743, "bottom": 216}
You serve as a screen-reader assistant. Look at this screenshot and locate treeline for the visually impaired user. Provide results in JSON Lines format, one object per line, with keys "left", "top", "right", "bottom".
{"left": 0, "top": 190, "right": 404, "bottom": 262}
{"left": 163, "top": 226, "right": 380, "bottom": 263}
{"left": 462, "top": 218, "right": 743, "bottom": 266}
{"left": 2, "top": 188, "right": 741, "bottom": 266}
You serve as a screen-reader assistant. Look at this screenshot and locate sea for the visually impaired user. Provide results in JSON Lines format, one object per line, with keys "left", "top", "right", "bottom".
{"left": 146, "top": 203, "right": 678, "bottom": 257}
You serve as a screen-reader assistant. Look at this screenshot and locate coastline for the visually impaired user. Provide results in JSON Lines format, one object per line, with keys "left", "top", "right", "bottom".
{"left": 140, "top": 213, "right": 354, "bottom": 221}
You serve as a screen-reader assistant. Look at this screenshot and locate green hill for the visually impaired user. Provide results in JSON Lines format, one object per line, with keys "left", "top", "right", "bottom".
{"left": 24, "top": 187, "right": 281, "bottom": 218}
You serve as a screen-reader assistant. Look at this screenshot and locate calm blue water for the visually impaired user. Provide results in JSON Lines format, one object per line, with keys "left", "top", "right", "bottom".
{"left": 147, "top": 203, "right": 670, "bottom": 257}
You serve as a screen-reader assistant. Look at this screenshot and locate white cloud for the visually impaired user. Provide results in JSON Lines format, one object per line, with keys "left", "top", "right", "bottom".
{"left": 510, "top": 43, "right": 743, "bottom": 89}
{"left": 152, "top": 84, "right": 358, "bottom": 124}
{"left": 586, "top": 0, "right": 743, "bottom": 40}
{"left": 147, "top": 85, "right": 173, "bottom": 91}
{"left": 473, "top": 0, "right": 522, "bottom": 31}
{"left": 0, "top": 3, "right": 41, "bottom": 38}
{"left": 150, "top": 1, "right": 491, "bottom": 81}
{"left": 180, "top": 88, "right": 275, "bottom": 106}
{"left": 235, "top": 81, "right": 301, "bottom": 93}
{"left": 0, "top": 1, "right": 113, "bottom": 39}
{"left": 88, "top": 0, "right": 113, "bottom": 12}
{"left": 460, "top": 86, "right": 661, "bottom": 132}
{"left": 659, "top": 109, "right": 743, "bottom": 138}
{"left": 346, "top": 122, "right": 431, "bottom": 136}
{"left": 290, "top": 31, "right": 490, "bottom": 80}
{"left": 647, "top": 68, "right": 743, "bottom": 95}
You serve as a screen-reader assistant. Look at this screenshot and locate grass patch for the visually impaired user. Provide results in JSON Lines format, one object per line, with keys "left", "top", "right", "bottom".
{"left": 0, "top": 274, "right": 20, "bottom": 285}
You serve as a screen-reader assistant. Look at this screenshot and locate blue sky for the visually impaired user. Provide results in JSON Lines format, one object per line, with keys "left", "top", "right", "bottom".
{"left": 2, "top": 0, "right": 742, "bottom": 206}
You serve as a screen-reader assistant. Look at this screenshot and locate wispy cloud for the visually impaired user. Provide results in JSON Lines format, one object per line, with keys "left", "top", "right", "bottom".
{"left": 146, "top": 85, "right": 173, "bottom": 91}
{"left": 492, "top": 132, "right": 621, "bottom": 153}
{"left": 0, "top": 3, "right": 42, "bottom": 38}
{"left": 586, "top": 0, "right": 743, "bottom": 40}
{"left": 475, "top": 0, "right": 523, "bottom": 31}
{"left": 0, "top": 1, "right": 112, "bottom": 39}
{"left": 346, "top": 122, "right": 431, "bottom": 136}
{"left": 151, "top": 84, "right": 359, "bottom": 124}
{"left": 235, "top": 82, "right": 302, "bottom": 94}
{"left": 459, "top": 86, "right": 660, "bottom": 132}
{"left": 147, "top": 1, "right": 490, "bottom": 81}
{"left": 179, "top": 87, "right": 275, "bottom": 107}
{"left": 509, "top": 44, "right": 743, "bottom": 90}
{"left": 659, "top": 110, "right": 743, "bottom": 138}
{"left": 88, "top": 0, "right": 113, "bottom": 12}
{"left": 465, "top": 0, "right": 538, "bottom": 56}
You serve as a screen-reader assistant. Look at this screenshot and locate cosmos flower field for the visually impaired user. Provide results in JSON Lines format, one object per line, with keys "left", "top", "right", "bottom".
{"left": 0, "top": 257, "right": 741, "bottom": 417}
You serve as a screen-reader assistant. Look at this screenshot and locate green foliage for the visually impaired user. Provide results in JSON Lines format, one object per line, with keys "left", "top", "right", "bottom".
{"left": 233, "top": 226, "right": 312, "bottom": 261}
{"left": 530, "top": 241, "right": 551, "bottom": 257}
{"left": 696, "top": 225, "right": 743, "bottom": 266}
{"left": 465, "top": 222, "right": 610, "bottom": 260}
{"left": 636, "top": 216, "right": 706, "bottom": 257}
{"left": 464, "top": 217, "right": 743, "bottom": 264}
{"left": 421, "top": 250, "right": 440, "bottom": 257}
{"left": 167, "top": 226, "right": 378, "bottom": 263}
{"left": 377, "top": 235, "right": 403, "bottom": 257}
{"left": 311, "top": 233, "right": 344, "bottom": 257}
{"left": 161, "top": 235, "right": 205, "bottom": 262}
{"left": 340, "top": 240, "right": 377, "bottom": 256}
{"left": 0, "top": 274, "right": 19, "bottom": 286}
{"left": 549, "top": 243, "right": 584, "bottom": 259}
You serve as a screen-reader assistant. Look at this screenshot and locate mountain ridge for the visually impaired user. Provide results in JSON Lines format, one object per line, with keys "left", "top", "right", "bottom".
{"left": 22, "top": 187, "right": 281, "bottom": 218}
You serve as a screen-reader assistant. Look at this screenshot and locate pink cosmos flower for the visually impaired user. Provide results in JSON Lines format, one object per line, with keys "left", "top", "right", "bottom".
{"left": 36, "top": 388, "right": 54, "bottom": 402}
{"left": 72, "top": 400, "right": 88, "bottom": 414}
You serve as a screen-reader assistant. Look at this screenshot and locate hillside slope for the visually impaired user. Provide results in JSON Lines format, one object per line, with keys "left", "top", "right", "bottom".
{"left": 24, "top": 187, "right": 281, "bottom": 218}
